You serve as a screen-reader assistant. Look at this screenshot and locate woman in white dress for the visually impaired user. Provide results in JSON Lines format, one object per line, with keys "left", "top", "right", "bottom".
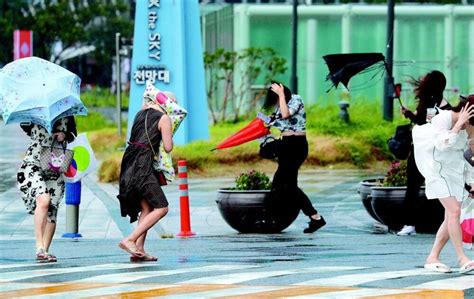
{"left": 413, "top": 95, "right": 474, "bottom": 274}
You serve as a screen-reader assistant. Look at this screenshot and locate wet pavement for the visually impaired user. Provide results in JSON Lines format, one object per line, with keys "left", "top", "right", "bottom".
{"left": 0, "top": 121, "right": 472, "bottom": 298}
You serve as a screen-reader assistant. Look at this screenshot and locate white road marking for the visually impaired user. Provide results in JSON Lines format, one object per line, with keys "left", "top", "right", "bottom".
{"left": 408, "top": 275, "right": 474, "bottom": 290}
{"left": 294, "top": 269, "right": 444, "bottom": 286}
{"left": 291, "top": 288, "right": 418, "bottom": 299}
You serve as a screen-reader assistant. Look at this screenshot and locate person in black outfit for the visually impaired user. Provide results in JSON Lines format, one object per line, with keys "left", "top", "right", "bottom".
{"left": 117, "top": 102, "right": 172, "bottom": 261}
{"left": 398, "top": 70, "right": 451, "bottom": 235}
{"left": 263, "top": 82, "right": 325, "bottom": 233}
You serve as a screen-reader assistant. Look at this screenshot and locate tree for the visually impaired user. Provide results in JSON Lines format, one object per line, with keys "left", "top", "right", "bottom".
{"left": 0, "top": 0, "right": 133, "bottom": 85}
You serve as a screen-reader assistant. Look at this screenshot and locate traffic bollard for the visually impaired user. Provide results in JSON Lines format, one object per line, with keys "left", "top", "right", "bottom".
{"left": 62, "top": 181, "right": 82, "bottom": 239}
{"left": 176, "top": 160, "right": 195, "bottom": 237}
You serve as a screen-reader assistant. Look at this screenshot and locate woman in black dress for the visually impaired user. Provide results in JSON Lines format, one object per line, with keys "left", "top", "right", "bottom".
{"left": 117, "top": 102, "right": 172, "bottom": 261}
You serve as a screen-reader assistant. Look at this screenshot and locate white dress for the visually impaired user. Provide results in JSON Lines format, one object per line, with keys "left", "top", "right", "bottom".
{"left": 413, "top": 110, "right": 473, "bottom": 201}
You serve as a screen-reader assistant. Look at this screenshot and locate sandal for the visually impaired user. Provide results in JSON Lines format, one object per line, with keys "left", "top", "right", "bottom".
{"left": 130, "top": 252, "right": 158, "bottom": 262}
{"left": 46, "top": 252, "right": 57, "bottom": 263}
{"left": 36, "top": 249, "right": 49, "bottom": 263}
{"left": 118, "top": 241, "right": 144, "bottom": 257}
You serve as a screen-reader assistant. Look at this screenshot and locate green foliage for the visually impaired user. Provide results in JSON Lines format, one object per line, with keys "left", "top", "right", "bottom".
{"left": 76, "top": 111, "right": 115, "bottom": 132}
{"left": 234, "top": 170, "right": 272, "bottom": 190}
{"left": 81, "top": 87, "right": 129, "bottom": 108}
{"left": 204, "top": 47, "right": 287, "bottom": 123}
{"left": 383, "top": 161, "right": 408, "bottom": 187}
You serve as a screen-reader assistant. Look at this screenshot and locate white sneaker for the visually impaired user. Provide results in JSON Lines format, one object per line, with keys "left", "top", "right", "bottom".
{"left": 397, "top": 225, "right": 416, "bottom": 236}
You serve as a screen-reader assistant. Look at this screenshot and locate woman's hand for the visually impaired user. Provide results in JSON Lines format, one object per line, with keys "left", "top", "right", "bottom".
{"left": 53, "top": 132, "right": 66, "bottom": 142}
{"left": 454, "top": 104, "right": 474, "bottom": 132}
{"left": 270, "top": 83, "right": 285, "bottom": 99}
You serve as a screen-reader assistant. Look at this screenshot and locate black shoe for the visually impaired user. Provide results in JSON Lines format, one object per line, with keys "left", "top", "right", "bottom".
{"left": 304, "top": 216, "right": 326, "bottom": 233}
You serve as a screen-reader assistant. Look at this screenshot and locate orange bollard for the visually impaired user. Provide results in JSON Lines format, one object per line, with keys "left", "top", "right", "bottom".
{"left": 176, "top": 160, "right": 195, "bottom": 237}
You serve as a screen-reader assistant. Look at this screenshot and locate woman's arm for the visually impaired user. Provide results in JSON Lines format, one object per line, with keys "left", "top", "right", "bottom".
{"left": 271, "top": 83, "right": 290, "bottom": 119}
{"left": 158, "top": 114, "right": 173, "bottom": 153}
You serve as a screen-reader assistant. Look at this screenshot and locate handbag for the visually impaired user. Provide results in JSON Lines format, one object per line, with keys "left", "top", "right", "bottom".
{"left": 464, "top": 148, "right": 474, "bottom": 167}
{"left": 39, "top": 138, "right": 74, "bottom": 173}
{"left": 259, "top": 136, "right": 281, "bottom": 160}
{"left": 387, "top": 123, "right": 413, "bottom": 160}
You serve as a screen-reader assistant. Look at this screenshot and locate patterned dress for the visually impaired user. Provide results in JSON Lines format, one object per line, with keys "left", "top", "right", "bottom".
{"left": 117, "top": 109, "right": 169, "bottom": 223}
{"left": 17, "top": 117, "right": 77, "bottom": 223}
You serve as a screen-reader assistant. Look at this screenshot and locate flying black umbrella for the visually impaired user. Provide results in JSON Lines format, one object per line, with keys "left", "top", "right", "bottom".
{"left": 323, "top": 53, "right": 386, "bottom": 90}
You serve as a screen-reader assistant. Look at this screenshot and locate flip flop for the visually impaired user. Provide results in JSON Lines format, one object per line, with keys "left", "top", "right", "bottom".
{"left": 424, "top": 262, "right": 452, "bottom": 273}
{"left": 118, "top": 242, "right": 144, "bottom": 257}
{"left": 459, "top": 261, "right": 474, "bottom": 274}
{"left": 130, "top": 253, "right": 158, "bottom": 263}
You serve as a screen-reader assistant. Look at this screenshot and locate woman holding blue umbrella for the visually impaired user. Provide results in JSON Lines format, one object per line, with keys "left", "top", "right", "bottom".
{"left": 17, "top": 116, "right": 77, "bottom": 263}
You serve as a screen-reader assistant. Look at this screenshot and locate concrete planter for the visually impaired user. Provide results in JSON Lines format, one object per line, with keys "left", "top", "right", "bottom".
{"left": 216, "top": 189, "right": 299, "bottom": 233}
{"left": 358, "top": 178, "right": 384, "bottom": 223}
{"left": 370, "top": 186, "right": 444, "bottom": 233}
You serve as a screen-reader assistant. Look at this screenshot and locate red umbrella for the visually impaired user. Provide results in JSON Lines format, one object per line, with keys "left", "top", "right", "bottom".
{"left": 213, "top": 118, "right": 270, "bottom": 150}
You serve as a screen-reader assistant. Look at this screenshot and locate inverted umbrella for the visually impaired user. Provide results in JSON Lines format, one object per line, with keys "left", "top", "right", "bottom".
{"left": 213, "top": 118, "right": 270, "bottom": 150}
{"left": 0, "top": 57, "right": 87, "bottom": 133}
{"left": 323, "top": 53, "right": 386, "bottom": 90}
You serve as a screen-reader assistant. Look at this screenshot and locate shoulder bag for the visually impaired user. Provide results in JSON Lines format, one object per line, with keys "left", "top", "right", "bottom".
{"left": 39, "top": 138, "right": 74, "bottom": 173}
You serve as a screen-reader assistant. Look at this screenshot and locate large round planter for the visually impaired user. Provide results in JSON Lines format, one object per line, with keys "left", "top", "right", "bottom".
{"left": 358, "top": 178, "right": 384, "bottom": 223}
{"left": 371, "top": 186, "right": 444, "bottom": 233}
{"left": 216, "top": 189, "right": 300, "bottom": 233}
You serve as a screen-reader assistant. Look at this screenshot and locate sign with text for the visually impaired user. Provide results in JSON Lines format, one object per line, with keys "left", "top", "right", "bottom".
{"left": 128, "top": 0, "right": 209, "bottom": 145}
{"left": 13, "top": 30, "right": 33, "bottom": 60}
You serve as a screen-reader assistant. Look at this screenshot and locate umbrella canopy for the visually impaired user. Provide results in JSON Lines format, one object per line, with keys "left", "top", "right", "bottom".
{"left": 0, "top": 57, "right": 87, "bottom": 133}
{"left": 214, "top": 118, "right": 270, "bottom": 150}
{"left": 323, "top": 53, "right": 386, "bottom": 90}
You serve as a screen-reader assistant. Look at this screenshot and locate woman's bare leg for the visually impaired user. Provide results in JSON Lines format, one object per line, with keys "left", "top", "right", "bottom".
{"left": 34, "top": 193, "right": 50, "bottom": 251}
{"left": 121, "top": 201, "right": 168, "bottom": 250}
{"left": 136, "top": 200, "right": 154, "bottom": 253}
{"left": 43, "top": 221, "right": 56, "bottom": 253}
{"left": 439, "top": 197, "right": 471, "bottom": 266}
{"left": 426, "top": 212, "right": 449, "bottom": 264}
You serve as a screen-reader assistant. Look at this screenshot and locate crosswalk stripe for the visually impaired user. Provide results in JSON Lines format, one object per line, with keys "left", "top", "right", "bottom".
{"left": 365, "top": 289, "right": 464, "bottom": 298}
{"left": 182, "top": 270, "right": 295, "bottom": 284}
{"left": 293, "top": 269, "right": 443, "bottom": 286}
{"left": 408, "top": 275, "right": 474, "bottom": 290}
{"left": 213, "top": 286, "right": 354, "bottom": 298}
{"left": 179, "top": 266, "right": 367, "bottom": 285}
{"left": 0, "top": 263, "right": 50, "bottom": 270}
{"left": 74, "top": 264, "right": 260, "bottom": 283}
{"left": 0, "top": 282, "right": 55, "bottom": 292}
{"left": 290, "top": 288, "right": 418, "bottom": 299}
{"left": 0, "top": 263, "right": 157, "bottom": 282}
{"left": 0, "top": 283, "right": 110, "bottom": 297}
{"left": 86, "top": 284, "right": 237, "bottom": 299}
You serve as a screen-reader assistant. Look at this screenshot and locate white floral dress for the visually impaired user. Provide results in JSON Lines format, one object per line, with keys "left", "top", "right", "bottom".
{"left": 17, "top": 117, "right": 76, "bottom": 223}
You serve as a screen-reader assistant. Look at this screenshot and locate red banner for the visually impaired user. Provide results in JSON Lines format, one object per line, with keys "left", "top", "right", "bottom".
{"left": 13, "top": 30, "right": 33, "bottom": 60}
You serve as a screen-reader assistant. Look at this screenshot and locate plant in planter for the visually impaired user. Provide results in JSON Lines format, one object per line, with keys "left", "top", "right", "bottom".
{"left": 216, "top": 170, "right": 299, "bottom": 233}
{"left": 368, "top": 160, "right": 444, "bottom": 233}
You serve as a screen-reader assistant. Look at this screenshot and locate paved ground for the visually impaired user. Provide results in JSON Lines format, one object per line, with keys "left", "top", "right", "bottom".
{"left": 0, "top": 122, "right": 473, "bottom": 298}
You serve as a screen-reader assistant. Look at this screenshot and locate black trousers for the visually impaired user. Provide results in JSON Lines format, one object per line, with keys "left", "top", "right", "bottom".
{"left": 271, "top": 135, "right": 318, "bottom": 217}
{"left": 403, "top": 148, "right": 425, "bottom": 226}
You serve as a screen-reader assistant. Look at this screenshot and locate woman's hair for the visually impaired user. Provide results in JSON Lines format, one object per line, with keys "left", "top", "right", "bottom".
{"left": 450, "top": 94, "right": 474, "bottom": 125}
{"left": 408, "top": 70, "right": 446, "bottom": 122}
{"left": 262, "top": 81, "right": 292, "bottom": 109}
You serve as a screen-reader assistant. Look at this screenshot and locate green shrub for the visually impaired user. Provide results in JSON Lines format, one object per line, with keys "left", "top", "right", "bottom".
{"left": 76, "top": 111, "right": 115, "bottom": 132}
{"left": 81, "top": 87, "right": 129, "bottom": 108}
{"left": 234, "top": 170, "right": 272, "bottom": 190}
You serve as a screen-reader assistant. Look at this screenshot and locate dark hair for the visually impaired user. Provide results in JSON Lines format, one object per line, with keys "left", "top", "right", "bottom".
{"left": 451, "top": 94, "right": 474, "bottom": 126}
{"left": 262, "top": 81, "right": 292, "bottom": 109}
{"left": 408, "top": 70, "right": 446, "bottom": 124}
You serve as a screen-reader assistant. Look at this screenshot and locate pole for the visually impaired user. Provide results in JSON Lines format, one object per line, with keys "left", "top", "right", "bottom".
{"left": 62, "top": 181, "right": 82, "bottom": 239}
{"left": 115, "top": 32, "right": 122, "bottom": 137}
{"left": 177, "top": 160, "right": 195, "bottom": 237}
{"left": 383, "top": 0, "right": 395, "bottom": 121}
{"left": 290, "top": 0, "right": 298, "bottom": 93}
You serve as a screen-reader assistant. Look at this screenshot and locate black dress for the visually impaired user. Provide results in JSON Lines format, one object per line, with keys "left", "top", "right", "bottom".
{"left": 117, "top": 109, "right": 168, "bottom": 223}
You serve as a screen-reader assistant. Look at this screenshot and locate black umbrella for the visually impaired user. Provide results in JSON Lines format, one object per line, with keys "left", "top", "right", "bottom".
{"left": 323, "top": 53, "right": 386, "bottom": 90}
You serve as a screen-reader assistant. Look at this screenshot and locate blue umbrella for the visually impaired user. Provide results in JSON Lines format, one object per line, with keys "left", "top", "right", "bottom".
{"left": 0, "top": 57, "right": 87, "bottom": 133}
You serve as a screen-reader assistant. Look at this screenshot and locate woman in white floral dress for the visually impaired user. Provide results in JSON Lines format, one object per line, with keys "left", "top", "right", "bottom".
{"left": 17, "top": 116, "right": 76, "bottom": 263}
